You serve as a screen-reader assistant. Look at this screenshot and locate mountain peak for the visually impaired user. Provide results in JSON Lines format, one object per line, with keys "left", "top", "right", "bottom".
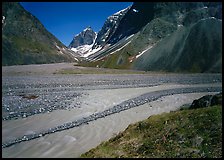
{"left": 69, "top": 27, "right": 97, "bottom": 49}
{"left": 83, "top": 26, "right": 93, "bottom": 32}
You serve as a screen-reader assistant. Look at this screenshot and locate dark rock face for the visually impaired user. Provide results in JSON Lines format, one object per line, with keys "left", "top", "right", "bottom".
{"left": 2, "top": 2, "right": 78, "bottom": 66}
{"left": 69, "top": 27, "right": 96, "bottom": 48}
{"left": 108, "top": 2, "right": 155, "bottom": 45}
{"left": 92, "top": 6, "right": 131, "bottom": 49}
{"left": 92, "top": 2, "right": 155, "bottom": 49}
{"left": 189, "top": 92, "right": 222, "bottom": 109}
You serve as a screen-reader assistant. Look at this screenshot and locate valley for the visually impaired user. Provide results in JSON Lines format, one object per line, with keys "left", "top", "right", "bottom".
{"left": 2, "top": 2, "right": 222, "bottom": 158}
{"left": 2, "top": 63, "right": 222, "bottom": 157}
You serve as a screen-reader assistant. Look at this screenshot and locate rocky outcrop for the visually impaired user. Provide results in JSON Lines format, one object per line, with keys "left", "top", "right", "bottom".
{"left": 189, "top": 92, "right": 222, "bottom": 109}
{"left": 92, "top": 6, "right": 131, "bottom": 49}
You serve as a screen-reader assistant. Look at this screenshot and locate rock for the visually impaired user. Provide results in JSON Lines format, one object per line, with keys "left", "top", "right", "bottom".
{"left": 189, "top": 95, "right": 213, "bottom": 109}
{"left": 211, "top": 92, "right": 222, "bottom": 106}
{"left": 189, "top": 92, "right": 222, "bottom": 109}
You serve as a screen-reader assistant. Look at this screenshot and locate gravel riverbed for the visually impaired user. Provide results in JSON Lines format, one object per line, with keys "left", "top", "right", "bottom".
{"left": 2, "top": 63, "right": 222, "bottom": 157}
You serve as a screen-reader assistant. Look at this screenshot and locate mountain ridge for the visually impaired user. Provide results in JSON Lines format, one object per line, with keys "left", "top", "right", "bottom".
{"left": 79, "top": 2, "right": 222, "bottom": 73}
{"left": 3, "top": 2, "right": 222, "bottom": 73}
{"left": 2, "top": 2, "right": 80, "bottom": 66}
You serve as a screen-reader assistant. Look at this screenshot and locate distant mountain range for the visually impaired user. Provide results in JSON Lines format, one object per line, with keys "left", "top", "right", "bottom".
{"left": 2, "top": 2, "right": 80, "bottom": 66}
{"left": 74, "top": 2, "right": 222, "bottom": 73}
{"left": 2, "top": 2, "right": 222, "bottom": 73}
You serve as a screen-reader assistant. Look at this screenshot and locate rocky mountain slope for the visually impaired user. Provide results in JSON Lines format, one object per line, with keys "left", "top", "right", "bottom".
{"left": 2, "top": 2, "right": 80, "bottom": 66}
{"left": 68, "top": 26, "right": 96, "bottom": 56}
{"left": 92, "top": 5, "right": 131, "bottom": 50}
{"left": 79, "top": 2, "right": 222, "bottom": 73}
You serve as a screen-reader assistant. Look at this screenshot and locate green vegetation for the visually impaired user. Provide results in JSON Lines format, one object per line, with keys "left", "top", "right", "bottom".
{"left": 2, "top": 2, "right": 74, "bottom": 66}
{"left": 81, "top": 105, "right": 222, "bottom": 158}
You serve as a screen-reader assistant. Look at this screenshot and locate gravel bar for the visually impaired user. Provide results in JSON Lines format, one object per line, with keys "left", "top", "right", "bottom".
{"left": 2, "top": 86, "right": 221, "bottom": 148}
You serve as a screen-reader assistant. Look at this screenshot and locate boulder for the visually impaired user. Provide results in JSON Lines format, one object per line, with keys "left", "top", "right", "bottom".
{"left": 189, "top": 92, "right": 222, "bottom": 109}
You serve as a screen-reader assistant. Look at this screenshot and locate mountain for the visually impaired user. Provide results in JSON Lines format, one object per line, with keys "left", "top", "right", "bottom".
{"left": 80, "top": 2, "right": 222, "bottom": 73}
{"left": 134, "top": 17, "right": 222, "bottom": 73}
{"left": 68, "top": 26, "right": 97, "bottom": 56}
{"left": 69, "top": 6, "right": 131, "bottom": 58}
{"left": 2, "top": 2, "right": 80, "bottom": 66}
{"left": 92, "top": 5, "right": 131, "bottom": 50}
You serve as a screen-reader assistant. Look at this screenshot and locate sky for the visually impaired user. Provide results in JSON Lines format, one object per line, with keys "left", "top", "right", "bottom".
{"left": 20, "top": 2, "right": 133, "bottom": 46}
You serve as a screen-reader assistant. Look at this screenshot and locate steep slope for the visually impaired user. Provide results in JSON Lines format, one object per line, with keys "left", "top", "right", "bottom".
{"left": 2, "top": 2, "right": 79, "bottom": 66}
{"left": 133, "top": 17, "right": 222, "bottom": 73}
{"left": 92, "top": 5, "right": 131, "bottom": 50}
{"left": 107, "top": 2, "right": 155, "bottom": 45}
{"left": 81, "top": 2, "right": 222, "bottom": 73}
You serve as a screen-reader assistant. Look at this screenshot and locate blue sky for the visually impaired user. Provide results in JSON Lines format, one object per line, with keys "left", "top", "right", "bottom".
{"left": 20, "top": 2, "right": 133, "bottom": 46}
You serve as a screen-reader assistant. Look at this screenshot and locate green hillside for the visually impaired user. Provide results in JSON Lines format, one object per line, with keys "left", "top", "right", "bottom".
{"left": 133, "top": 18, "right": 222, "bottom": 73}
{"left": 2, "top": 2, "right": 77, "bottom": 66}
{"left": 81, "top": 101, "right": 222, "bottom": 158}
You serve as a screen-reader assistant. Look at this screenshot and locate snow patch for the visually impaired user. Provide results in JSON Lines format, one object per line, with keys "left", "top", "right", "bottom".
{"left": 133, "top": 9, "right": 139, "bottom": 13}
{"left": 107, "top": 5, "right": 131, "bottom": 24}
{"left": 83, "top": 47, "right": 102, "bottom": 58}
{"left": 136, "top": 44, "right": 156, "bottom": 59}
{"left": 70, "top": 32, "right": 98, "bottom": 57}
{"left": 2, "top": 16, "right": 5, "bottom": 23}
{"left": 83, "top": 27, "right": 92, "bottom": 32}
{"left": 55, "top": 44, "right": 64, "bottom": 55}
{"left": 125, "top": 34, "right": 134, "bottom": 40}
{"left": 114, "top": 6, "right": 131, "bottom": 16}
{"left": 2, "top": 16, "right": 6, "bottom": 27}
{"left": 74, "top": 57, "right": 79, "bottom": 61}
{"left": 104, "top": 29, "right": 111, "bottom": 39}
{"left": 55, "top": 44, "right": 60, "bottom": 50}
{"left": 109, "top": 41, "right": 132, "bottom": 55}
{"left": 71, "top": 44, "right": 93, "bottom": 53}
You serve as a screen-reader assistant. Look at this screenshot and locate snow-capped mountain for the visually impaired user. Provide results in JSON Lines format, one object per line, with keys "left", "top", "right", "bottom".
{"left": 84, "top": 2, "right": 155, "bottom": 58}
{"left": 69, "top": 6, "right": 131, "bottom": 57}
{"left": 69, "top": 26, "right": 97, "bottom": 55}
{"left": 92, "top": 6, "right": 131, "bottom": 50}
{"left": 80, "top": 2, "right": 222, "bottom": 73}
